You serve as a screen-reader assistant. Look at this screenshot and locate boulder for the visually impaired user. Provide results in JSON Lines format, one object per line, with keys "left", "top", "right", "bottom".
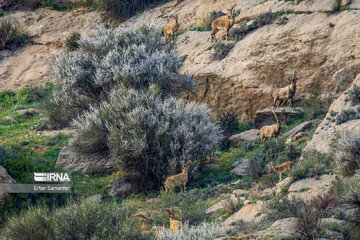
{"left": 206, "top": 194, "right": 239, "bottom": 215}
{"left": 230, "top": 158, "right": 249, "bottom": 177}
{"left": 228, "top": 129, "right": 259, "bottom": 146}
{"left": 244, "top": 200, "right": 253, "bottom": 206}
{"left": 3, "top": 116, "right": 18, "bottom": 124}
{"left": 105, "top": 179, "right": 133, "bottom": 198}
{"left": 0, "top": 165, "right": 15, "bottom": 206}
{"left": 15, "top": 108, "right": 40, "bottom": 116}
{"left": 281, "top": 120, "right": 316, "bottom": 140}
{"left": 254, "top": 217, "right": 297, "bottom": 239}
{"left": 223, "top": 201, "right": 265, "bottom": 226}
{"left": 261, "top": 187, "right": 276, "bottom": 198}
{"left": 275, "top": 177, "right": 294, "bottom": 196}
{"left": 232, "top": 189, "right": 250, "bottom": 198}
{"left": 56, "top": 147, "right": 114, "bottom": 174}
{"left": 254, "top": 107, "right": 304, "bottom": 128}
{"left": 288, "top": 175, "right": 335, "bottom": 202}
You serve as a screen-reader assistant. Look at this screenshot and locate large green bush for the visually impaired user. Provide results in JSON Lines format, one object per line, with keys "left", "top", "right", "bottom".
{"left": 1, "top": 199, "right": 149, "bottom": 240}
{"left": 70, "top": 86, "right": 222, "bottom": 192}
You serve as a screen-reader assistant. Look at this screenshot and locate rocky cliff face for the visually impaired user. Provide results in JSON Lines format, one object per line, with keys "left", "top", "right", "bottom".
{"left": 2, "top": 0, "right": 360, "bottom": 120}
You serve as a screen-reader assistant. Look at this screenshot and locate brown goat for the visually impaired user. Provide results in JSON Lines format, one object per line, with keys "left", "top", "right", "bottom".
{"left": 272, "top": 71, "right": 298, "bottom": 107}
{"left": 164, "top": 16, "right": 180, "bottom": 41}
{"left": 269, "top": 161, "right": 294, "bottom": 181}
{"left": 210, "top": 13, "right": 234, "bottom": 42}
{"left": 164, "top": 167, "right": 188, "bottom": 194}
{"left": 133, "top": 214, "right": 153, "bottom": 231}
{"left": 259, "top": 111, "right": 281, "bottom": 144}
{"left": 165, "top": 209, "right": 182, "bottom": 232}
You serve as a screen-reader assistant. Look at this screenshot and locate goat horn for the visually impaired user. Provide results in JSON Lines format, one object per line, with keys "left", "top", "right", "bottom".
{"left": 272, "top": 110, "right": 279, "bottom": 123}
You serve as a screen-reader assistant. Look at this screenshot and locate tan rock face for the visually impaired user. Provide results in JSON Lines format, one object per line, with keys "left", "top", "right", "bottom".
{"left": 287, "top": 174, "right": 335, "bottom": 202}
{"left": 303, "top": 74, "right": 360, "bottom": 154}
{"left": 223, "top": 200, "right": 265, "bottom": 226}
{"left": 0, "top": 8, "right": 101, "bottom": 91}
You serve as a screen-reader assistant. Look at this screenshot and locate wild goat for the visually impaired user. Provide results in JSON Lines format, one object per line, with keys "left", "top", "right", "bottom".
{"left": 165, "top": 209, "right": 182, "bottom": 232}
{"left": 133, "top": 214, "right": 153, "bottom": 231}
{"left": 210, "top": 12, "right": 235, "bottom": 42}
{"left": 272, "top": 71, "right": 298, "bottom": 107}
{"left": 164, "top": 166, "right": 188, "bottom": 194}
{"left": 164, "top": 16, "right": 180, "bottom": 41}
{"left": 269, "top": 161, "right": 294, "bottom": 181}
{"left": 259, "top": 111, "right": 281, "bottom": 144}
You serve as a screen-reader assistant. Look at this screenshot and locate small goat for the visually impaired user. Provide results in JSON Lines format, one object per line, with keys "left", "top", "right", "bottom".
{"left": 269, "top": 161, "right": 294, "bottom": 181}
{"left": 164, "top": 16, "right": 180, "bottom": 41}
{"left": 272, "top": 71, "right": 298, "bottom": 107}
{"left": 259, "top": 111, "right": 281, "bottom": 144}
{"left": 165, "top": 209, "right": 182, "bottom": 232}
{"left": 133, "top": 214, "right": 153, "bottom": 231}
{"left": 210, "top": 12, "right": 234, "bottom": 42}
{"left": 164, "top": 166, "right": 188, "bottom": 194}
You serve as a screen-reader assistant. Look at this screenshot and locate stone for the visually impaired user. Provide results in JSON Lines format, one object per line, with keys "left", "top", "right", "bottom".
{"left": 275, "top": 177, "right": 294, "bottom": 196}
{"left": 15, "top": 108, "right": 40, "bottom": 116}
{"left": 0, "top": 165, "right": 15, "bottom": 206}
{"left": 288, "top": 175, "right": 335, "bottom": 202}
{"left": 262, "top": 187, "right": 276, "bottom": 198}
{"left": 254, "top": 217, "right": 297, "bottom": 239}
{"left": 280, "top": 120, "right": 316, "bottom": 140}
{"left": 230, "top": 158, "right": 249, "bottom": 177}
{"left": 232, "top": 189, "right": 250, "bottom": 198}
{"left": 206, "top": 194, "right": 239, "bottom": 215}
{"left": 223, "top": 200, "right": 265, "bottom": 226}
{"left": 244, "top": 200, "right": 253, "bottom": 206}
{"left": 3, "top": 116, "right": 18, "bottom": 124}
{"left": 56, "top": 147, "right": 114, "bottom": 174}
{"left": 105, "top": 179, "right": 133, "bottom": 198}
{"left": 254, "top": 107, "right": 304, "bottom": 128}
{"left": 228, "top": 129, "right": 259, "bottom": 146}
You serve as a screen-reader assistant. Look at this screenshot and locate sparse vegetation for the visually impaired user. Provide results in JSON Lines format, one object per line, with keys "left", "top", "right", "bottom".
{"left": 1, "top": 199, "right": 150, "bottom": 240}
{"left": 64, "top": 32, "right": 81, "bottom": 51}
{"left": 331, "top": 0, "right": 342, "bottom": 13}
{"left": 291, "top": 150, "right": 332, "bottom": 180}
{"left": 0, "top": 18, "right": 30, "bottom": 50}
{"left": 335, "top": 131, "right": 360, "bottom": 176}
{"left": 0, "top": 0, "right": 21, "bottom": 11}
{"left": 336, "top": 106, "right": 360, "bottom": 125}
{"left": 103, "top": 0, "right": 172, "bottom": 21}
{"left": 348, "top": 85, "right": 360, "bottom": 105}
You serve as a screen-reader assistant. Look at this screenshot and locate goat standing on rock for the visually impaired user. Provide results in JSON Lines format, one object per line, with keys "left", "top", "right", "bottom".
{"left": 272, "top": 71, "right": 298, "bottom": 107}
{"left": 164, "top": 15, "right": 180, "bottom": 41}
{"left": 210, "top": 11, "right": 235, "bottom": 42}
{"left": 269, "top": 161, "right": 294, "bottom": 181}
{"left": 259, "top": 111, "right": 282, "bottom": 144}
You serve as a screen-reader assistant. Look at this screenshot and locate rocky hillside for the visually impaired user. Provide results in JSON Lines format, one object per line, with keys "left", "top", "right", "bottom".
{"left": 2, "top": 0, "right": 360, "bottom": 119}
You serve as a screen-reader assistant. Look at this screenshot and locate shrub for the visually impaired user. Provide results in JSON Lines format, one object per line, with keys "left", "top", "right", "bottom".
{"left": 210, "top": 42, "right": 234, "bottom": 61}
{"left": 291, "top": 150, "right": 332, "bottom": 180}
{"left": 342, "top": 182, "right": 360, "bottom": 225}
{"left": 0, "top": 0, "right": 21, "bottom": 11}
{"left": 265, "top": 197, "right": 321, "bottom": 239}
{"left": 53, "top": 25, "right": 193, "bottom": 115}
{"left": 336, "top": 107, "right": 360, "bottom": 125}
{"left": 335, "top": 131, "right": 360, "bottom": 176}
{"left": 65, "top": 32, "right": 81, "bottom": 52}
{"left": 310, "top": 194, "right": 339, "bottom": 217}
{"left": 70, "top": 86, "right": 222, "bottom": 192}
{"left": 331, "top": 0, "right": 342, "bottom": 13}
{"left": 0, "top": 18, "right": 29, "bottom": 50}
{"left": 348, "top": 85, "right": 360, "bottom": 105}
{"left": 1, "top": 199, "right": 149, "bottom": 240}
{"left": 155, "top": 222, "right": 224, "bottom": 240}
{"left": 103, "top": 0, "right": 172, "bottom": 21}
{"left": 229, "top": 12, "right": 277, "bottom": 41}
{"left": 302, "top": 88, "right": 332, "bottom": 120}
{"left": 217, "top": 110, "right": 239, "bottom": 136}
{"left": 1, "top": 206, "right": 54, "bottom": 240}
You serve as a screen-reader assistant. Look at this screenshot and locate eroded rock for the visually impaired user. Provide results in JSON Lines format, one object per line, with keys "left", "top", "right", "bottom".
{"left": 229, "top": 129, "right": 259, "bottom": 146}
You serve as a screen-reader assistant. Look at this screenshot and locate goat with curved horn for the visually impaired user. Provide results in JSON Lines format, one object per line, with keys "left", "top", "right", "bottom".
{"left": 272, "top": 71, "right": 298, "bottom": 107}
{"left": 258, "top": 110, "right": 282, "bottom": 144}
